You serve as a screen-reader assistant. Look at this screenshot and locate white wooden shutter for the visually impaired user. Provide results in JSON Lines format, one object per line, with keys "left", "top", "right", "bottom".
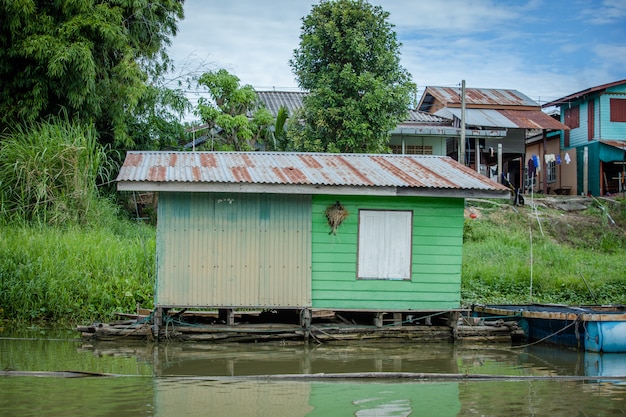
{"left": 357, "top": 210, "right": 412, "bottom": 280}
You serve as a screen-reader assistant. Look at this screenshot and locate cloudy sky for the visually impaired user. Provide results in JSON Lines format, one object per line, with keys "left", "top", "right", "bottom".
{"left": 167, "top": 0, "right": 626, "bottom": 111}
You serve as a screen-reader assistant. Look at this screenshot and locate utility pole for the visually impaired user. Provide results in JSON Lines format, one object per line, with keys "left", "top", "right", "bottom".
{"left": 459, "top": 80, "right": 466, "bottom": 165}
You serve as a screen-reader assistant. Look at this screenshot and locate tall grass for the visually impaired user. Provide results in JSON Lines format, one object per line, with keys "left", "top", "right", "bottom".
{"left": 0, "top": 117, "right": 112, "bottom": 225}
{"left": 462, "top": 201, "right": 626, "bottom": 306}
{"left": 0, "top": 117, "right": 154, "bottom": 324}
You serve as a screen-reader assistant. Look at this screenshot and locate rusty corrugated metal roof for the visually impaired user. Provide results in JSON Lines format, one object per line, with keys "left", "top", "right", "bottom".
{"left": 117, "top": 152, "right": 510, "bottom": 198}
{"left": 419, "top": 86, "right": 539, "bottom": 109}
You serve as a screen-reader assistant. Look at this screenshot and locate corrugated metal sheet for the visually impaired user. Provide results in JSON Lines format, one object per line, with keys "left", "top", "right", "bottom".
{"left": 117, "top": 151, "right": 511, "bottom": 196}
{"left": 439, "top": 108, "right": 569, "bottom": 130}
{"left": 405, "top": 109, "right": 450, "bottom": 123}
{"left": 256, "top": 91, "right": 307, "bottom": 116}
{"left": 157, "top": 192, "right": 311, "bottom": 308}
{"left": 422, "top": 86, "right": 538, "bottom": 107}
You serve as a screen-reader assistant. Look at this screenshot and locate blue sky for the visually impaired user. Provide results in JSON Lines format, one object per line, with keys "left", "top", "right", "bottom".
{"left": 168, "top": 0, "right": 626, "bottom": 110}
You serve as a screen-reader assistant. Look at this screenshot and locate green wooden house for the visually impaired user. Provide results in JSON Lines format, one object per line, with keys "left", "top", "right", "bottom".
{"left": 117, "top": 151, "right": 509, "bottom": 325}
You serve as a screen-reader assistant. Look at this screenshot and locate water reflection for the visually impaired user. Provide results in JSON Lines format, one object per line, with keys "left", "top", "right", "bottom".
{"left": 1, "top": 327, "right": 625, "bottom": 416}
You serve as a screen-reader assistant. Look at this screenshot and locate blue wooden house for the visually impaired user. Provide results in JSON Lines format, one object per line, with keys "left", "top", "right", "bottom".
{"left": 542, "top": 79, "right": 626, "bottom": 196}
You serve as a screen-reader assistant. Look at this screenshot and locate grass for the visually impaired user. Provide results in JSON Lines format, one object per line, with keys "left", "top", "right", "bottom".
{"left": 462, "top": 197, "right": 626, "bottom": 306}
{"left": 0, "top": 218, "right": 155, "bottom": 324}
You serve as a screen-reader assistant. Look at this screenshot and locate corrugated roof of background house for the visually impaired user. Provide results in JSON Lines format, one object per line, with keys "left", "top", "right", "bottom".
{"left": 419, "top": 86, "right": 539, "bottom": 109}
{"left": 256, "top": 91, "right": 307, "bottom": 116}
{"left": 117, "top": 151, "right": 510, "bottom": 198}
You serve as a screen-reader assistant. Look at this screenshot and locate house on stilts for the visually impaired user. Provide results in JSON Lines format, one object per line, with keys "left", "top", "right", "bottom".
{"left": 115, "top": 151, "right": 510, "bottom": 340}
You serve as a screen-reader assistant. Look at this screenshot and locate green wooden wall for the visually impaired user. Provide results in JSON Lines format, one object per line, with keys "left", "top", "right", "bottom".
{"left": 311, "top": 195, "right": 464, "bottom": 310}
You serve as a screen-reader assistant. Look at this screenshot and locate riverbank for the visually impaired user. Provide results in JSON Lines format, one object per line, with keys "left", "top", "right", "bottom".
{"left": 1, "top": 195, "right": 625, "bottom": 324}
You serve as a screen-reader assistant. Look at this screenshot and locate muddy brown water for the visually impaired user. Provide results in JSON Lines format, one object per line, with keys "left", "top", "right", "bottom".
{"left": 1, "top": 326, "right": 625, "bottom": 416}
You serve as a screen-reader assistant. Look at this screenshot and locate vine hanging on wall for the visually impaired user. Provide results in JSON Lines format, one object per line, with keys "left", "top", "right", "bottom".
{"left": 325, "top": 201, "right": 349, "bottom": 235}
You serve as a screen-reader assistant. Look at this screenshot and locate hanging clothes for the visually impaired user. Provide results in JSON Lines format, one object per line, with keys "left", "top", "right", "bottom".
{"left": 556, "top": 155, "right": 562, "bottom": 165}
{"left": 544, "top": 154, "right": 556, "bottom": 163}
{"left": 564, "top": 153, "right": 571, "bottom": 164}
{"left": 528, "top": 158, "right": 536, "bottom": 176}
{"left": 532, "top": 154, "right": 541, "bottom": 171}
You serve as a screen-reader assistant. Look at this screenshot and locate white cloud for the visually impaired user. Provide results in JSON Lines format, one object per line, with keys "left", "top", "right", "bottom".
{"left": 170, "top": 0, "right": 624, "bottom": 110}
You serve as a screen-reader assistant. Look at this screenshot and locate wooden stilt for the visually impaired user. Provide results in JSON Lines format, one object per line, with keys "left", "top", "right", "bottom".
{"left": 153, "top": 307, "right": 162, "bottom": 339}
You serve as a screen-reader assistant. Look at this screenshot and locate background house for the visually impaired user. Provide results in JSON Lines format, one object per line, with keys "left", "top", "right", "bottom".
{"left": 256, "top": 90, "right": 506, "bottom": 157}
{"left": 418, "top": 86, "right": 569, "bottom": 192}
{"left": 524, "top": 109, "right": 576, "bottom": 195}
{"left": 542, "top": 79, "right": 626, "bottom": 196}
{"left": 116, "top": 151, "right": 509, "bottom": 328}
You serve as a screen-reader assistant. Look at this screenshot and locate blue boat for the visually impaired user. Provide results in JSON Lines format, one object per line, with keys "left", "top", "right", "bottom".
{"left": 473, "top": 304, "right": 626, "bottom": 352}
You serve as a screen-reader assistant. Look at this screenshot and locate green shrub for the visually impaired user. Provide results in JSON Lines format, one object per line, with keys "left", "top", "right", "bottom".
{"left": 0, "top": 221, "right": 155, "bottom": 323}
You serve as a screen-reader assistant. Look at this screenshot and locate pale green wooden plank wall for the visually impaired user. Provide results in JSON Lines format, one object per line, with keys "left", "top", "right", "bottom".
{"left": 311, "top": 195, "right": 464, "bottom": 310}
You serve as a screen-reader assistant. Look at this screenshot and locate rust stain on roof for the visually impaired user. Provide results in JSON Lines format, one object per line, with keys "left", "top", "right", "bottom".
{"left": 241, "top": 154, "right": 255, "bottom": 168}
{"left": 298, "top": 154, "right": 323, "bottom": 169}
{"left": 199, "top": 154, "right": 217, "bottom": 167}
{"left": 126, "top": 153, "right": 143, "bottom": 166}
{"left": 192, "top": 166, "right": 201, "bottom": 181}
{"left": 498, "top": 109, "right": 569, "bottom": 130}
{"left": 336, "top": 155, "right": 374, "bottom": 185}
{"left": 282, "top": 167, "right": 308, "bottom": 183}
{"left": 231, "top": 166, "right": 252, "bottom": 182}
{"left": 371, "top": 156, "right": 423, "bottom": 186}
{"left": 168, "top": 153, "right": 177, "bottom": 167}
{"left": 404, "top": 157, "right": 457, "bottom": 188}
{"left": 147, "top": 166, "right": 166, "bottom": 181}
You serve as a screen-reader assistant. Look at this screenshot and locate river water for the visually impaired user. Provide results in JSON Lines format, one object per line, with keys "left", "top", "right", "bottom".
{"left": 1, "top": 326, "right": 625, "bottom": 416}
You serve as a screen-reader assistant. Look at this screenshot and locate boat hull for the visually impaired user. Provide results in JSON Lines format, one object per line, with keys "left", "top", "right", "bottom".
{"left": 474, "top": 304, "right": 626, "bottom": 352}
{"left": 585, "top": 321, "right": 626, "bottom": 353}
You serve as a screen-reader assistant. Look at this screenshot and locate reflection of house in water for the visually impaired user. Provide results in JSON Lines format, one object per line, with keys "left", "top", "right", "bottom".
{"left": 150, "top": 344, "right": 462, "bottom": 417}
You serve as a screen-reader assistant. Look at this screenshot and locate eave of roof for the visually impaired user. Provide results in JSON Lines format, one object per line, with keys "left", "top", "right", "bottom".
{"left": 542, "top": 79, "right": 626, "bottom": 107}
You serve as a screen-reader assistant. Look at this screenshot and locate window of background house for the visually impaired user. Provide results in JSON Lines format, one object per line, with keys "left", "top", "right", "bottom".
{"left": 357, "top": 210, "right": 412, "bottom": 280}
{"left": 390, "top": 145, "right": 433, "bottom": 155}
{"left": 563, "top": 105, "right": 579, "bottom": 147}
{"left": 564, "top": 105, "right": 580, "bottom": 128}
{"left": 610, "top": 98, "right": 626, "bottom": 122}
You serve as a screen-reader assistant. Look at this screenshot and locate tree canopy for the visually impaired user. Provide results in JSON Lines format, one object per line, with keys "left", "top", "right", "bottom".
{"left": 290, "top": 0, "right": 415, "bottom": 153}
{"left": 195, "top": 69, "right": 273, "bottom": 151}
{"left": 0, "top": 0, "right": 185, "bottom": 148}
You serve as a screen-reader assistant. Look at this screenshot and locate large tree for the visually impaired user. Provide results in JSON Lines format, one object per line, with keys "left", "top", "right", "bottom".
{"left": 290, "top": 0, "right": 415, "bottom": 153}
{"left": 0, "top": 0, "right": 184, "bottom": 148}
